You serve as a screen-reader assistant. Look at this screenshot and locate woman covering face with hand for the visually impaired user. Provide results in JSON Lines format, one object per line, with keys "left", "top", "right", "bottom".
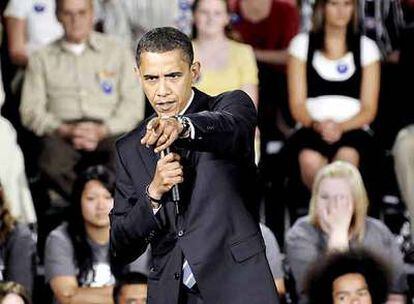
{"left": 285, "top": 161, "right": 407, "bottom": 303}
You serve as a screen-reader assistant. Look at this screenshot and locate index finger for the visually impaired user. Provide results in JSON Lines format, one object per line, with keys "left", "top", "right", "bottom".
{"left": 141, "top": 117, "right": 161, "bottom": 145}
{"left": 147, "top": 117, "right": 161, "bottom": 131}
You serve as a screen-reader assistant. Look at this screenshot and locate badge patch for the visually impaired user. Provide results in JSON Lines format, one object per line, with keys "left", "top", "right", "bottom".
{"left": 97, "top": 71, "right": 116, "bottom": 95}
{"left": 337, "top": 63, "right": 348, "bottom": 74}
{"left": 33, "top": 3, "right": 46, "bottom": 13}
{"left": 101, "top": 80, "right": 113, "bottom": 95}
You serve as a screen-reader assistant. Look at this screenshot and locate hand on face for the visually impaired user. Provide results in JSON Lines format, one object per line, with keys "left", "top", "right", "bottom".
{"left": 148, "top": 152, "right": 184, "bottom": 200}
{"left": 141, "top": 116, "right": 183, "bottom": 153}
{"left": 317, "top": 177, "right": 355, "bottom": 251}
{"left": 319, "top": 193, "right": 353, "bottom": 236}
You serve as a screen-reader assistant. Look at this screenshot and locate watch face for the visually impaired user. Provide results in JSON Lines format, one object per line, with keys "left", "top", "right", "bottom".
{"left": 178, "top": 116, "right": 191, "bottom": 137}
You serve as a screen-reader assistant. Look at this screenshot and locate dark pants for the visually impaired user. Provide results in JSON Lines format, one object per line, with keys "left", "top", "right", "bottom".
{"left": 39, "top": 135, "right": 118, "bottom": 199}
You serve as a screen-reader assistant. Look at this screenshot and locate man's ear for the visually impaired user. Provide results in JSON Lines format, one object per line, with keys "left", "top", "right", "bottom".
{"left": 191, "top": 61, "right": 201, "bottom": 83}
{"left": 134, "top": 66, "right": 143, "bottom": 85}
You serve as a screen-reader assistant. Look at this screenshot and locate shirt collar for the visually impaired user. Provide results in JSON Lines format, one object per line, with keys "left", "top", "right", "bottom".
{"left": 59, "top": 32, "right": 102, "bottom": 53}
{"left": 179, "top": 90, "right": 195, "bottom": 115}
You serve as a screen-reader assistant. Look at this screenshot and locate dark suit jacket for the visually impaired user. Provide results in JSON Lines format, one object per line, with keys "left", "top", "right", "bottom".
{"left": 110, "top": 89, "right": 279, "bottom": 304}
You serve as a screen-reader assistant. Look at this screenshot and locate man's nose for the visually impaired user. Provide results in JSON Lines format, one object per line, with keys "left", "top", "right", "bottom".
{"left": 156, "top": 78, "right": 170, "bottom": 96}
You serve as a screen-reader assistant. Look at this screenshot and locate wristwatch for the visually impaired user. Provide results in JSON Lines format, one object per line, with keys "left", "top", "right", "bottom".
{"left": 176, "top": 115, "right": 191, "bottom": 138}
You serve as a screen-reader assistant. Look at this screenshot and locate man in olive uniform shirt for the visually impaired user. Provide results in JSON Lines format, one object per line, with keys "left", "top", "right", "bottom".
{"left": 20, "top": 0, "right": 144, "bottom": 198}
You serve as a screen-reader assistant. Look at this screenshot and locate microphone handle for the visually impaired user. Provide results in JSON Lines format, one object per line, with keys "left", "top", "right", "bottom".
{"left": 163, "top": 147, "right": 181, "bottom": 214}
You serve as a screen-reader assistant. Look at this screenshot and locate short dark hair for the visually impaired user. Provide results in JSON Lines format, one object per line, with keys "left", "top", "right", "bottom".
{"left": 305, "top": 249, "right": 390, "bottom": 304}
{"left": 113, "top": 272, "right": 148, "bottom": 304}
{"left": 135, "top": 27, "right": 194, "bottom": 67}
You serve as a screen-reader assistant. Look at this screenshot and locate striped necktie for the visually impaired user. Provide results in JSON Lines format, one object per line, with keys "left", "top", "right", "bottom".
{"left": 182, "top": 260, "right": 196, "bottom": 289}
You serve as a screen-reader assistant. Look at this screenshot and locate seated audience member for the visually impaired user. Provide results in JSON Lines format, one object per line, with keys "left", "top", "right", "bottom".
{"left": 260, "top": 223, "right": 286, "bottom": 298}
{"left": 191, "top": 0, "right": 258, "bottom": 106}
{"left": 191, "top": 0, "right": 261, "bottom": 162}
{"left": 0, "top": 69, "right": 36, "bottom": 224}
{"left": 44, "top": 166, "right": 116, "bottom": 303}
{"left": 285, "top": 161, "right": 406, "bottom": 303}
{"left": 20, "top": 0, "right": 145, "bottom": 200}
{"left": 305, "top": 249, "right": 390, "bottom": 304}
{"left": 3, "top": 0, "right": 63, "bottom": 67}
{"left": 113, "top": 272, "right": 147, "bottom": 304}
{"left": 0, "top": 184, "right": 36, "bottom": 296}
{"left": 0, "top": 282, "right": 31, "bottom": 304}
{"left": 287, "top": 0, "right": 380, "bottom": 189}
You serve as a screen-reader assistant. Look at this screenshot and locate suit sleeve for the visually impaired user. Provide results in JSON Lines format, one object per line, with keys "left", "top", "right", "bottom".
{"left": 182, "top": 90, "right": 257, "bottom": 160}
{"left": 109, "top": 143, "right": 161, "bottom": 265}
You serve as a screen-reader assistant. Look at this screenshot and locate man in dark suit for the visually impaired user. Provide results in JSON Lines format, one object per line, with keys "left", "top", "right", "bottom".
{"left": 110, "top": 27, "right": 279, "bottom": 304}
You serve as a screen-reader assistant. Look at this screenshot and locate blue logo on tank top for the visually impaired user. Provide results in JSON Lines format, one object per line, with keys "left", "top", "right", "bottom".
{"left": 337, "top": 63, "right": 348, "bottom": 74}
{"left": 33, "top": 3, "right": 46, "bottom": 13}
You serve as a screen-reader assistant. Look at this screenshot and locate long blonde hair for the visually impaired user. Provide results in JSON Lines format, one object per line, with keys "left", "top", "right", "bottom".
{"left": 309, "top": 161, "right": 369, "bottom": 242}
{"left": 0, "top": 282, "right": 31, "bottom": 304}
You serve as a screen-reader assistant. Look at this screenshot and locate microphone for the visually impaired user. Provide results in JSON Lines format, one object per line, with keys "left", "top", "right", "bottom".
{"left": 161, "top": 147, "right": 180, "bottom": 214}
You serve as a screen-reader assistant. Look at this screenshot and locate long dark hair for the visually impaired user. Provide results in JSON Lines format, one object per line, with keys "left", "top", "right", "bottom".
{"left": 191, "top": 0, "right": 233, "bottom": 39}
{"left": 67, "top": 165, "right": 115, "bottom": 285}
{"left": 311, "top": 0, "right": 360, "bottom": 52}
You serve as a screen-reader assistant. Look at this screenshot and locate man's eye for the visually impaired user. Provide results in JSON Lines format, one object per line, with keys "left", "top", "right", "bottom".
{"left": 358, "top": 289, "right": 369, "bottom": 296}
{"left": 337, "top": 295, "right": 347, "bottom": 301}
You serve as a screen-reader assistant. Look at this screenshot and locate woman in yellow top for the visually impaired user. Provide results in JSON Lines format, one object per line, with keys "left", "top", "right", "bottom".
{"left": 191, "top": 0, "right": 259, "bottom": 107}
